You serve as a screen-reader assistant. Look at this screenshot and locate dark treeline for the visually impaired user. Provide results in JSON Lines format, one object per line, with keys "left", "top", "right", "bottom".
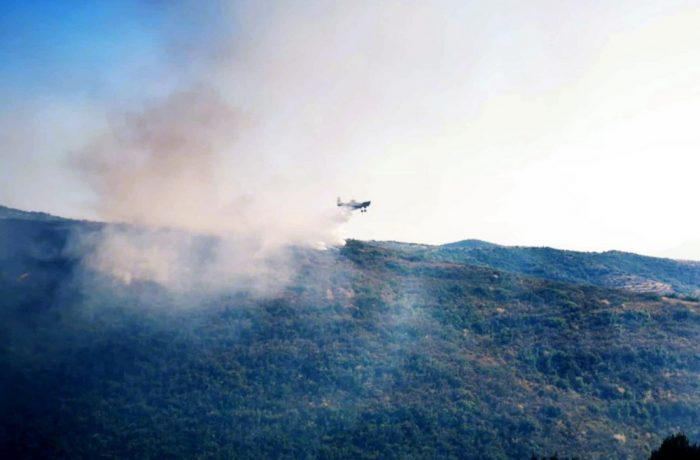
{"left": 533, "top": 433, "right": 700, "bottom": 460}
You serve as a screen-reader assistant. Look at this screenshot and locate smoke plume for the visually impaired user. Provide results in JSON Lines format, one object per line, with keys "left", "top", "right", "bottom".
{"left": 75, "top": 81, "right": 350, "bottom": 294}
{"left": 72, "top": 2, "right": 371, "bottom": 294}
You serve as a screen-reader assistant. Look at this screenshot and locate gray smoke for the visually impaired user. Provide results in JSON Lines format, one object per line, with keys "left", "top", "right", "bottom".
{"left": 71, "top": 0, "right": 476, "bottom": 295}
{"left": 74, "top": 85, "right": 350, "bottom": 295}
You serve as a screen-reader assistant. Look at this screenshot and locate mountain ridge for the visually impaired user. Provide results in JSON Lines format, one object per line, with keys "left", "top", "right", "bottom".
{"left": 0, "top": 204, "right": 72, "bottom": 222}
{"left": 2, "top": 200, "right": 699, "bottom": 299}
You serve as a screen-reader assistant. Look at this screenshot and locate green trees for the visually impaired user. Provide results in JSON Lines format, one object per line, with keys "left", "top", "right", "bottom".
{"left": 3, "top": 221, "right": 700, "bottom": 458}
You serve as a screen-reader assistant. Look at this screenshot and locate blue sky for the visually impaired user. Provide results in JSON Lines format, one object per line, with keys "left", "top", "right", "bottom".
{"left": 0, "top": 1, "right": 174, "bottom": 215}
{"left": 0, "top": 0, "right": 234, "bottom": 106}
{"left": 2, "top": 1, "right": 161, "bottom": 101}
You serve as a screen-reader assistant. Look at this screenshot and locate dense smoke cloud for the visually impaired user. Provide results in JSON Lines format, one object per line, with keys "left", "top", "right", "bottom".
{"left": 78, "top": 87, "right": 236, "bottom": 232}
{"left": 73, "top": 2, "right": 374, "bottom": 293}
{"left": 74, "top": 81, "right": 349, "bottom": 292}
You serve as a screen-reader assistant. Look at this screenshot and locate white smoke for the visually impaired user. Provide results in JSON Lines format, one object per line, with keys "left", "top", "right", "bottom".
{"left": 75, "top": 84, "right": 350, "bottom": 294}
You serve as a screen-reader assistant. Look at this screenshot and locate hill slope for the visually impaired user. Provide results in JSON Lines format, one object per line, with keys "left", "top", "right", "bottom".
{"left": 374, "top": 240, "right": 700, "bottom": 296}
{"left": 0, "top": 204, "right": 70, "bottom": 222}
{"left": 1, "top": 209, "right": 700, "bottom": 458}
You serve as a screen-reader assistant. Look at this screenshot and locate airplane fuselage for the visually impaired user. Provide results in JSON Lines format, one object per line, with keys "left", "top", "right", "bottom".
{"left": 337, "top": 199, "right": 371, "bottom": 212}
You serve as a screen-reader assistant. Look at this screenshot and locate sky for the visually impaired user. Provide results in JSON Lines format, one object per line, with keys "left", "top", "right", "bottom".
{"left": 1, "top": 0, "right": 700, "bottom": 259}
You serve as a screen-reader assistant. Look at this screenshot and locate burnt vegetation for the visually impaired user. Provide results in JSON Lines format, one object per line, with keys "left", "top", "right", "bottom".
{"left": 1, "top": 209, "right": 700, "bottom": 459}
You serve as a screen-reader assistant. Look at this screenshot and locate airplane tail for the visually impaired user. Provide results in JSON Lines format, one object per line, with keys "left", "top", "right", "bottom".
{"left": 337, "top": 197, "right": 342, "bottom": 206}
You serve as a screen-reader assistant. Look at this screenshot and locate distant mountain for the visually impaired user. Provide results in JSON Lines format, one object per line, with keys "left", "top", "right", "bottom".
{"left": 373, "top": 239, "right": 700, "bottom": 297}
{"left": 440, "top": 238, "right": 502, "bottom": 249}
{"left": 0, "top": 204, "right": 70, "bottom": 222}
{"left": 2, "top": 207, "right": 700, "bottom": 459}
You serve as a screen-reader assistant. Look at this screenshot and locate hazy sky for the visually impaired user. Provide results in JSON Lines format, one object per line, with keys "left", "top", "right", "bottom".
{"left": 2, "top": 0, "right": 700, "bottom": 259}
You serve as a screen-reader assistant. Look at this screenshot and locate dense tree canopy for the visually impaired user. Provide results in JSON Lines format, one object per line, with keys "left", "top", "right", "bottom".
{"left": 2, "top": 215, "right": 700, "bottom": 458}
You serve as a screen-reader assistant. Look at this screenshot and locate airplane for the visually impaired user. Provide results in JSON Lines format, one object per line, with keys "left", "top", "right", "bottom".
{"left": 337, "top": 197, "right": 371, "bottom": 213}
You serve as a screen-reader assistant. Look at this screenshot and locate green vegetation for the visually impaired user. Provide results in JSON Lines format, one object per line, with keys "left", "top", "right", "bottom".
{"left": 2, "top": 215, "right": 700, "bottom": 459}
{"left": 375, "top": 240, "right": 700, "bottom": 296}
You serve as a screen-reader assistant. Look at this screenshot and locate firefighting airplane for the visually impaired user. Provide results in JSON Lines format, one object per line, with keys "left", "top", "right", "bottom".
{"left": 337, "top": 197, "right": 371, "bottom": 213}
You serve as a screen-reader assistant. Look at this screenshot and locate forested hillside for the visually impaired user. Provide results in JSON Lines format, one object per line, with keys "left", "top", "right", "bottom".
{"left": 2, "top": 211, "right": 700, "bottom": 459}
{"left": 374, "top": 240, "right": 700, "bottom": 296}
